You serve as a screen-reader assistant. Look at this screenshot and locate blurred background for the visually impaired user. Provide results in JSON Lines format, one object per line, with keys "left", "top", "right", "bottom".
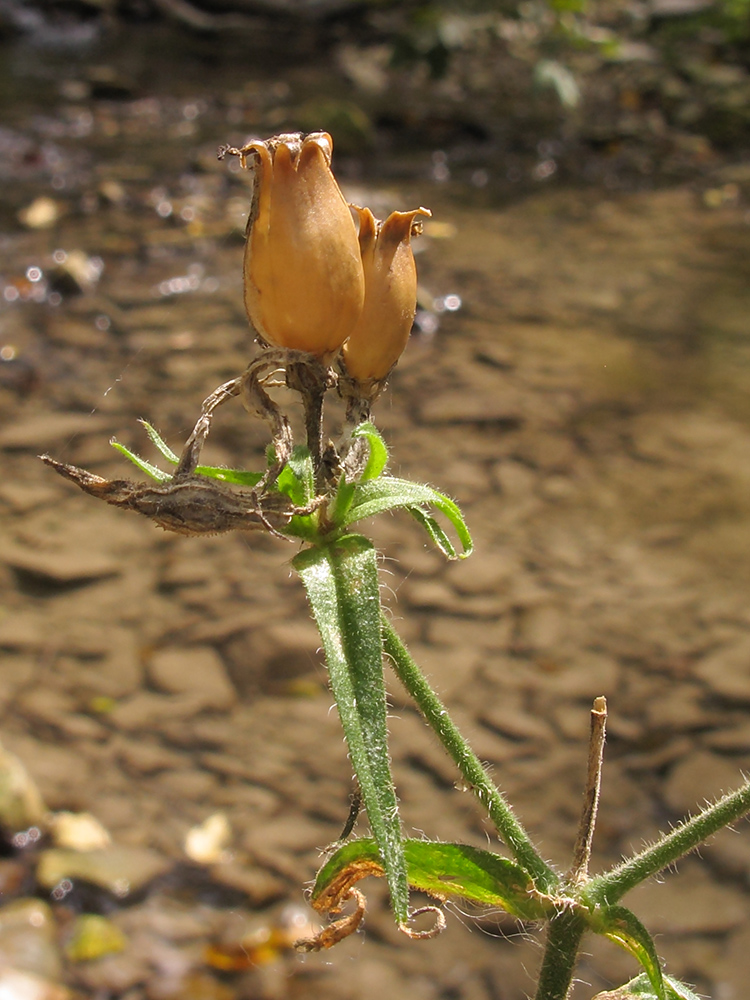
{"left": 0, "top": 1, "right": 750, "bottom": 998}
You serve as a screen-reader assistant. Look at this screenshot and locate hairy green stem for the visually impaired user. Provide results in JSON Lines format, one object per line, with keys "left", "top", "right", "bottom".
{"left": 585, "top": 777, "right": 750, "bottom": 906}
{"left": 534, "top": 909, "right": 586, "bottom": 1000}
{"left": 381, "top": 615, "right": 558, "bottom": 894}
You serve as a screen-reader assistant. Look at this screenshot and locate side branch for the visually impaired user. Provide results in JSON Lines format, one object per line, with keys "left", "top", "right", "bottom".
{"left": 567, "top": 696, "right": 607, "bottom": 885}
{"left": 381, "top": 615, "right": 558, "bottom": 894}
{"left": 585, "top": 776, "right": 750, "bottom": 906}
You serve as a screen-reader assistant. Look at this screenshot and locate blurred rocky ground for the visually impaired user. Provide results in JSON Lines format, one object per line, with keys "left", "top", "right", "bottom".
{"left": 0, "top": 3, "right": 750, "bottom": 1000}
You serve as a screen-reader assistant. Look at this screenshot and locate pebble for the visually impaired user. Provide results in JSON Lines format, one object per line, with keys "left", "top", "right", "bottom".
{"left": 477, "top": 700, "right": 554, "bottom": 743}
{"left": 72, "top": 626, "right": 144, "bottom": 700}
{"left": 627, "top": 860, "right": 748, "bottom": 935}
{"left": 246, "top": 619, "right": 323, "bottom": 692}
{"left": 151, "top": 769, "right": 218, "bottom": 802}
{"left": 663, "top": 750, "right": 746, "bottom": 816}
{"left": 3, "top": 736, "right": 93, "bottom": 812}
{"left": 108, "top": 692, "right": 213, "bottom": 731}
{"left": 17, "top": 196, "right": 61, "bottom": 229}
{"left": 426, "top": 613, "right": 513, "bottom": 651}
{"left": 50, "top": 811, "right": 112, "bottom": 851}
{"left": 694, "top": 636, "right": 750, "bottom": 702}
{"left": 37, "top": 845, "right": 170, "bottom": 897}
{"left": 184, "top": 813, "right": 231, "bottom": 865}
{"left": 702, "top": 828, "right": 750, "bottom": 882}
{"left": 447, "top": 550, "right": 520, "bottom": 595}
{"left": 0, "top": 412, "right": 112, "bottom": 450}
{"left": 71, "top": 947, "right": 151, "bottom": 993}
{"left": 514, "top": 602, "right": 567, "bottom": 653}
{"left": 418, "top": 386, "right": 525, "bottom": 425}
{"left": 0, "top": 611, "right": 54, "bottom": 651}
{"left": 208, "top": 862, "right": 286, "bottom": 906}
{"left": 0, "top": 967, "right": 70, "bottom": 1000}
{"left": 17, "top": 689, "right": 107, "bottom": 742}
{"left": 148, "top": 647, "right": 236, "bottom": 710}
{"left": 704, "top": 721, "right": 750, "bottom": 752}
{"left": 393, "top": 640, "right": 481, "bottom": 701}
{"left": 643, "top": 683, "right": 709, "bottom": 733}
{"left": 0, "top": 740, "right": 48, "bottom": 832}
{"left": 153, "top": 971, "right": 236, "bottom": 1000}
{"left": 243, "top": 815, "right": 334, "bottom": 856}
{"left": 64, "top": 914, "right": 127, "bottom": 962}
{"left": 0, "top": 481, "right": 59, "bottom": 513}
{"left": 539, "top": 651, "right": 620, "bottom": 699}
{"left": 0, "top": 900, "right": 61, "bottom": 979}
{"left": 112, "top": 736, "right": 186, "bottom": 776}
{"left": 402, "top": 580, "right": 462, "bottom": 611}
{"left": 1, "top": 542, "right": 119, "bottom": 585}
{"left": 720, "top": 922, "right": 750, "bottom": 1000}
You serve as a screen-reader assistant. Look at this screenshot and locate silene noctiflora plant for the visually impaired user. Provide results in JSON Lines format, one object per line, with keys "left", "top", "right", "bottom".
{"left": 42, "top": 131, "right": 750, "bottom": 1000}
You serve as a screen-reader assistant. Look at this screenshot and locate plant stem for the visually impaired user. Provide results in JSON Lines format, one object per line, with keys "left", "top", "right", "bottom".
{"left": 381, "top": 615, "right": 558, "bottom": 894}
{"left": 286, "top": 360, "right": 326, "bottom": 487}
{"left": 585, "top": 777, "right": 750, "bottom": 906}
{"left": 534, "top": 909, "right": 586, "bottom": 1000}
{"left": 567, "top": 696, "right": 607, "bottom": 885}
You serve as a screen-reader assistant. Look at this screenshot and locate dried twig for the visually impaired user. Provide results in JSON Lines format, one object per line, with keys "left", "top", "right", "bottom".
{"left": 568, "top": 695, "right": 607, "bottom": 885}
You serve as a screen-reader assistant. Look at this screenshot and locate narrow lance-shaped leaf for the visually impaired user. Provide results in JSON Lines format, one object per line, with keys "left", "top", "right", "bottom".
{"left": 110, "top": 440, "right": 172, "bottom": 482}
{"left": 293, "top": 536, "right": 409, "bottom": 925}
{"left": 350, "top": 421, "right": 389, "bottom": 481}
{"left": 310, "top": 838, "right": 552, "bottom": 922}
{"left": 329, "top": 476, "right": 357, "bottom": 527}
{"left": 589, "top": 905, "right": 665, "bottom": 1000}
{"left": 276, "top": 445, "right": 315, "bottom": 506}
{"left": 407, "top": 506, "right": 458, "bottom": 560}
{"left": 139, "top": 420, "right": 180, "bottom": 463}
{"left": 342, "top": 478, "right": 473, "bottom": 558}
{"left": 114, "top": 422, "right": 264, "bottom": 486}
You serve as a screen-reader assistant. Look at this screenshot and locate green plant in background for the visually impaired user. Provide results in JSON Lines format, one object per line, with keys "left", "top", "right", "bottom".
{"left": 43, "top": 130, "right": 750, "bottom": 1000}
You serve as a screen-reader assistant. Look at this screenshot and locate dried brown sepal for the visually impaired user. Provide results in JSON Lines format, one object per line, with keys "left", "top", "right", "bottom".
{"left": 337, "top": 367, "right": 382, "bottom": 413}
{"left": 299, "top": 854, "right": 447, "bottom": 951}
{"left": 309, "top": 857, "right": 384, "bottom": 916}
{"left": 40, "top": 456, "right": 298, "bottom": 537}
{"left": 294, "top": 887, "right": 366, "bottom": 953}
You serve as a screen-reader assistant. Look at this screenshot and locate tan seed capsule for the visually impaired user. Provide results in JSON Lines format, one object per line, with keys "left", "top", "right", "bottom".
{"left": 240, "top": 132, "right": 365, "bottom": 360}
{"left": 342, "top": 205, "right": 430, "bottom": 386}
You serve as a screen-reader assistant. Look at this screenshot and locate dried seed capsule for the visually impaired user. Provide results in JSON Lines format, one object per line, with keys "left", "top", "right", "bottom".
{"left": 342, "top": 206, "right": 430, "bottom": 386}
{"left": 240, "top": 132, "right": 365, "bottom": 359}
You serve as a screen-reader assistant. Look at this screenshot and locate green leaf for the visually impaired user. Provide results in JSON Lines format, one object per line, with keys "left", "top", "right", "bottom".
{"left": 342, "top": 478, "right": 473, "bottom": 558}
{"left": 590, "top": 905, "right": 665, "bottom": 1000}
{"left": 329, "top": 477, "right": 357, "bottom": 527}
{"left": 110, "top": 440, "right": 171, "bottom": 482}
{"left": 407, "top": 507, "right": 457, "bottom": 559}
{"left": 591, "top": 972, "right": 701, "bottom": 1000}
{"left": 293, "top": 537, "right": 409, "bottom": 925}
{"left": 139, "top": 420, "right": 263, "bottom": 486}
{"left": 139, "top": 420, "right": 179, "bottom": 463}
{"left": 194, "top": 466, "right": 263, "bottom": 486}
{"left": 351, "top": 422, "right": 389, "bottom": 481}
{"left": 277, "top": 446, "right": 315, "bottom": 507}
{"left": 311, "top": 838, "right": 551, "bottom": 922}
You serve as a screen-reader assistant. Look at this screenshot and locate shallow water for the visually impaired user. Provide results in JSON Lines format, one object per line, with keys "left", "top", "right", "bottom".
{"left": 1, "top": 20, "right": 750, "bottom": 1000}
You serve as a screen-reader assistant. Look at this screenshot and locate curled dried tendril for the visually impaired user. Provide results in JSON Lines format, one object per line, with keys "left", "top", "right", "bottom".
{"left": 294, "top": 887, "right": 367, "bottom": 953}
{"left": 399, "top": 905, "right": 447, "bottom": 940}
